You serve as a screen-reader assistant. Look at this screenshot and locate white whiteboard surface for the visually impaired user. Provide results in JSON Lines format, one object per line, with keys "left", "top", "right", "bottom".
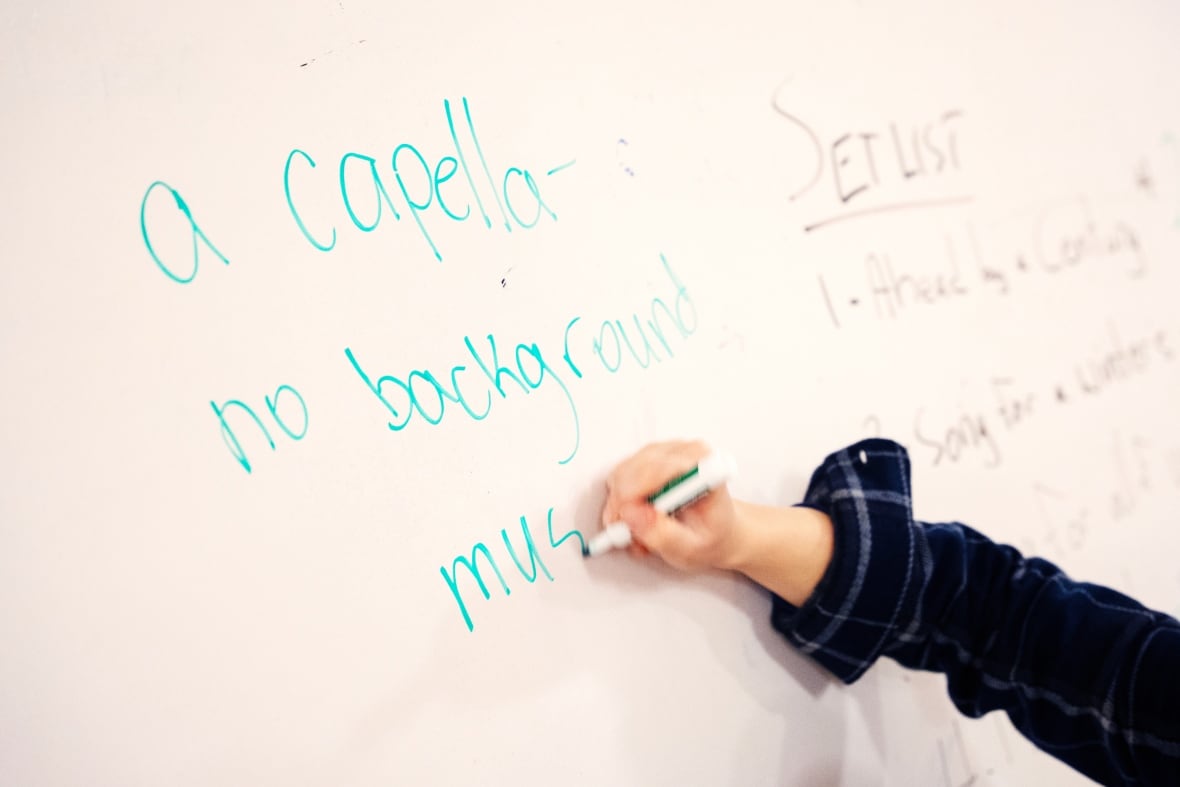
{"left": 3, "top": 1, "right": 1180, "bottom": 784}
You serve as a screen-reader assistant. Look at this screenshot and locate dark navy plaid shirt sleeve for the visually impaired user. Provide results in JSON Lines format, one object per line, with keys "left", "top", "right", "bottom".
{"left": 770, "top": 438, "right": 1180, "bottom": 786}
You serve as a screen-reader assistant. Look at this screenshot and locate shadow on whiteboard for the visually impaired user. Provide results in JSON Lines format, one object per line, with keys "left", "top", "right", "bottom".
{"left": 564, "top": 463, "right": 834, "bottom": 707}
{"left": 334, "top": 471, "right": 851, "bottom": 783}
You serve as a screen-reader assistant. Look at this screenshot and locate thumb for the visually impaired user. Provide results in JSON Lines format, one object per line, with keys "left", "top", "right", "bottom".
{"left": 618, "top": 501, "right": 657, "bottom": 537}
{"left": 619, "top": 502, "right": 692, "bottom": 564}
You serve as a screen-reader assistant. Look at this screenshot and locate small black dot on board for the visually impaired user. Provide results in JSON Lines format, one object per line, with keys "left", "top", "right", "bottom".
{"left": 1016, "top": 256, "right": 1028, "bottom": 271}
{"left": 500, "top": 278, "right": 507, "bottom": 287}
{"left": 1055, "top": 386, "right": 1068, "bottom": 403}
{"left": 849, "top": 297, "right": 860, "bottom": 306}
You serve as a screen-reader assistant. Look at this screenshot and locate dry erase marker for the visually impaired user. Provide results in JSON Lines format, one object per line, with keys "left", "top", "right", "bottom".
{"left": 583, "top": 452, "right": 738, "bottom": 558}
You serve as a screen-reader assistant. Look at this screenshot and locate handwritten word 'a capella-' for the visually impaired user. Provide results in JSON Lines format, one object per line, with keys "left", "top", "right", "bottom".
{"left": 139, "top": 97, "right": 573, "bottom": 284}
{"left": 283, "top": 97, "right": 570, "bottom": 263}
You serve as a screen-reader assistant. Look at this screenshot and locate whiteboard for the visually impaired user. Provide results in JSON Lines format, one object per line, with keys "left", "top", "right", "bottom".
{"left": 3, "top": 1, "right": 1180, "bottom": 784}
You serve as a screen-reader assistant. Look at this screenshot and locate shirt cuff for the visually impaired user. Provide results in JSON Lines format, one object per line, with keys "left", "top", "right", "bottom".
{"left": 769, "top": 438, "right": 926, "bottom": 683}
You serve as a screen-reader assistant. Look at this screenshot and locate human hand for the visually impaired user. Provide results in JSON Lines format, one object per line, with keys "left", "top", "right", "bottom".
{"left": 600, "top": 440, "right": 835, "bottom": 606}
{"left": 601, "top": 440, "right": 745, "bottom": 572}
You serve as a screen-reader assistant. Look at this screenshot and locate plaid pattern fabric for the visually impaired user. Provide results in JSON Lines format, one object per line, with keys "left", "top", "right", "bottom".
{"left": 770, "top": 438, "right": 1180, "bottom": 786}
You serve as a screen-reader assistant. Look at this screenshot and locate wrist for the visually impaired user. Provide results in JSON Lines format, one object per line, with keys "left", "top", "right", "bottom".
{"left": 724, "top": 500, "right": 835, "bottom": 607}
{"left": 720, "top": 500, "right": 770, "bottom": 573}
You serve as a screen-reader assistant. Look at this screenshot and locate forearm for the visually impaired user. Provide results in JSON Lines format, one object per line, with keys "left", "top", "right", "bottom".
{"left": 768, "top": 438, "right": 1180, "bottom": 785}
{"left": 882, "top": 521, "right": 1180, "bottom": 784}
